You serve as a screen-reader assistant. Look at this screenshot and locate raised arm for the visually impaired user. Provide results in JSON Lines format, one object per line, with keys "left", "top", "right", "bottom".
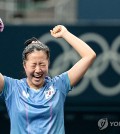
{"left": 0, "top": 18, "right": 4, "bottom": 92}
{"left": 50, "top": 25, "right": 96, "bottom": 87}
{"left": 0, "top": 73, "right": 4, "bottom": 92}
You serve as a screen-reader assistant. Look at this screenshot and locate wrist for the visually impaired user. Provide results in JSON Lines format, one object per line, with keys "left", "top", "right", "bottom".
{"left": 62, "top": 30, "right": 71, "bottom": 39}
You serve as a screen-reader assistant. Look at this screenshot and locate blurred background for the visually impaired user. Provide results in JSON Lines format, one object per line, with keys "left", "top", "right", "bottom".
{"left": 0, "top": 0, "right": 120, "bottom": 133}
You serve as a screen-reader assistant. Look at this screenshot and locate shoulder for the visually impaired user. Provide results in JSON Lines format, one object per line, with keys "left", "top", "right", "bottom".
{"left": 44, "top": 72, "right": 70, "bottom": 87}
{"left": 47, "top": 72, "right": 70, "bottom": 86}
{"left": 52, "top": 72, "right": 69, "bottom": 82}
{"left": 4, "top": 76, "right": 18, "bottom": 83}
{"left": 4, "top": 76, "right": 25, "bottom": 87}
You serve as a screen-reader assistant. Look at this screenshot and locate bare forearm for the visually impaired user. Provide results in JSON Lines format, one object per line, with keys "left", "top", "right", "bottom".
{"left": 0, "top": 73, "right": 4, "bottom": 92}
{"left": 62, "top": 31, "right": 96, "bottom": 58}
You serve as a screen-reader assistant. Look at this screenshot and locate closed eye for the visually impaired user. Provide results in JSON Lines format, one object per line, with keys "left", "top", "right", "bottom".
{"left": 31, "top": 64, "right": 36, "bottom": 68}
{"left": 40, "top": 64, "right": 46, "bottom": 67}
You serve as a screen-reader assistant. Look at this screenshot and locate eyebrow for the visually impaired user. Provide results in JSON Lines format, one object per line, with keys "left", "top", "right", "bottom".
{"left": 30, "top": 61, "right": 46, "bottom": 64}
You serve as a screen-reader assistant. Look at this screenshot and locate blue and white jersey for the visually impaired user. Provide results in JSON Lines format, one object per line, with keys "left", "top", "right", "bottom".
{"left": 0, "top": 72, "right": 71, "bottom": 134}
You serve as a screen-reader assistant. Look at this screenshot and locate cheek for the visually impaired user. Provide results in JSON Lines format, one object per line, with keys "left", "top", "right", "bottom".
{"left": 42, "top": 66, "right": 48, "bottom": 74}
{"left": 24, "top": 66, "right": 33, "bottom": 76}
{"left": 42, "top": 67, "right": 48, "bottom": 74}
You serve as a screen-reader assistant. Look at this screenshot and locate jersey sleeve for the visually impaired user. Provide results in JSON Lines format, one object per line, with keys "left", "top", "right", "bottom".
{"left": 0, "top": 76, "right": 16, "bottom": 101}
{"left": 52, "top": 72, "right": 72, "bottom": 96}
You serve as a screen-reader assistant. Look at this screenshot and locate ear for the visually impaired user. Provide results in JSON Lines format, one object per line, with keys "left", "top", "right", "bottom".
{"left": 23, "top": 62, "right": 26, "bottom": 70}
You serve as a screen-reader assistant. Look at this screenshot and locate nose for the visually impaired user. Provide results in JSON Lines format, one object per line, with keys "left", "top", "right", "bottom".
{"left": 35, "top": 65, "right": 42, "bottom": 73}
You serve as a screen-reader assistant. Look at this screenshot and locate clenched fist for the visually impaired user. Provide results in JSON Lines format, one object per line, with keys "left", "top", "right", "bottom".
{"left": 50, "top": 25, "right": 68, "bottom": 38}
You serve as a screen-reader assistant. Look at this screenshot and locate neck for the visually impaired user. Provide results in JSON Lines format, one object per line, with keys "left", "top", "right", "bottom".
{"left": 26, "top": 79, "right": 44, "bottom": 90}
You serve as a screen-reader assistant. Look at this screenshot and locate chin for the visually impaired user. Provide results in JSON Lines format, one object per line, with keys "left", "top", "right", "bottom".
{"left": 33, "top": 80, "right": 44, "bottom": 87}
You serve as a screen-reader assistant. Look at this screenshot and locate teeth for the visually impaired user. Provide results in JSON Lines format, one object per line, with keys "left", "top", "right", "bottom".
{"left": 34, "top": 75, "right": 42, "bottom": 78}
{"left": 35, "top": 76, "right": 40, "bottom": 78}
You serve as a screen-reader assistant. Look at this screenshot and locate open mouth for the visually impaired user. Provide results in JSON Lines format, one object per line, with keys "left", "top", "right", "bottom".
{"left": 33, "top": 74, "right": 43, "bottom": 80}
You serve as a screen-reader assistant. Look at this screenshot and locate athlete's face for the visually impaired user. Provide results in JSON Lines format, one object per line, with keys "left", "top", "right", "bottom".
{"left": 23, "top": 50, "right": 49, "bottom": 89}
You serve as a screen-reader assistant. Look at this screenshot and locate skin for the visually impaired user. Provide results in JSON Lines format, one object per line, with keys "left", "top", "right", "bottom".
{"left": 0, "top": 73, "right": 4, "bottom": 91}
{"left": 0, "top": 25, "right": 96, "bottom": 91}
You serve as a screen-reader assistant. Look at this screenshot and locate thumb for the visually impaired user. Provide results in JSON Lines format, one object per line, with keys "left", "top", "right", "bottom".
{"left": 50, "top": 30, "right": 61, "bottom": 38}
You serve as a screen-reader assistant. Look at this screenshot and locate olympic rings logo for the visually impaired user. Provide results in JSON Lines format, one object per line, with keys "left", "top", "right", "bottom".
{"left": 39, "top": 32, "right": 120, "bottom": 97}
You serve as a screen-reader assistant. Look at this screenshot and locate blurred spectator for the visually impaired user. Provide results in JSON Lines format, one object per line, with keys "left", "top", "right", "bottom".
{"left": 13, "top": 0, "right": 26, "bottom": 18}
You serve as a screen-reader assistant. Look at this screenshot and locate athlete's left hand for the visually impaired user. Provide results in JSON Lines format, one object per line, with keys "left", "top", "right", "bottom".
{"left": 50, "top": 25, "right": 68, "bottom": 38}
